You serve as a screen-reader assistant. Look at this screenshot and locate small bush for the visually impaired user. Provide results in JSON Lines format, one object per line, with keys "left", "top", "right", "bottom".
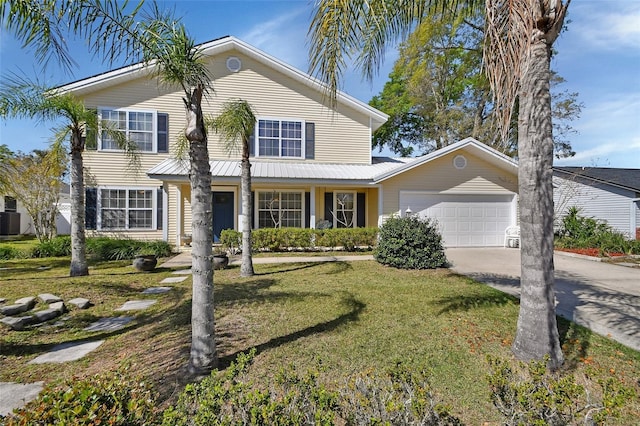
{"left": 220, "top": 229, "right": 242, "bottom": 252}
{"left": 32, "top": 235, "right": 71, "bottom": 257}
{"left": 163, "top": 350, "right": 459, "bottom": 425}
{"left": 0, "top": 245, "right": 21, "bottom": 260}
{"left": 487, "top": 355, "right": 635, "bottom": 425}
{"left": 85, "top": 237, "right": 173, "bottom": 261}
{"left": 556, "top": 207, "right": 638, "bottom": 255}
{"left": 375, "top": 216, "right": 447, "bottom": 269}
{"left": 3, "top": 371, "right": 158, "bottom": 425}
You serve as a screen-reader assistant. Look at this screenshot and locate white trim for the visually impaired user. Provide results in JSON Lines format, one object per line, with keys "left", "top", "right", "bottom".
{"left": 162, "top": 184, "right": 169, "bottom": 242}
{"left": 376, "top": 184, "right": 384, "bottom": 227}
{"left": 176, "top": 185, "right": 182, "bottom": 248}
{"left": 310, "top": 186, "right": 316, "bottom": 228}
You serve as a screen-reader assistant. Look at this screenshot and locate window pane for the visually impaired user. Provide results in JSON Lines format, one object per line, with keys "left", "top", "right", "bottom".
{"left": 129, "top": 210, "right": 152, "bottom": 228}
{"left": 101, "top": 110, "right": 126, "bottom": 150}
{"left": 101, "top": 209, "right": 126, "bottom": 229}
{"left": 335, "top": 192, "right": 355, "bottom": 228}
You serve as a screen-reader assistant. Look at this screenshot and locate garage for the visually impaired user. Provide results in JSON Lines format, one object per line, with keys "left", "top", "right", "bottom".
{"left": 399, "top": 192, "right": 516, "bottom": 247}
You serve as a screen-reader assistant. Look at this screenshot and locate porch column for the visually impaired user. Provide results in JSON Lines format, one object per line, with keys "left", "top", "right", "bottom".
{"left": 309, "top": 186, "right": 316, "bottom": 228}
{"left": 175, "top": 185, "right": 182, "bottom": 249}
{"left": 376, "top": 184, "right": 384, "bottom": 226}
{"left": 162, "top": 184, "right": 169, "bottom": 242}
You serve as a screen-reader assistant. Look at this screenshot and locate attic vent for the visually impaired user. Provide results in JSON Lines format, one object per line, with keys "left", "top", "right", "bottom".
{"left": 453, "top": 154, "right": 467, "bottom": 169}
{"left": 226, "top": 56, "right": 242, "bottom": 72}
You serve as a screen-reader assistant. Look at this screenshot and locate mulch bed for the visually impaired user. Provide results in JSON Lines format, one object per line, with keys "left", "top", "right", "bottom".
{"left": 556, "top": 247, "right": 625, "bottom": 258}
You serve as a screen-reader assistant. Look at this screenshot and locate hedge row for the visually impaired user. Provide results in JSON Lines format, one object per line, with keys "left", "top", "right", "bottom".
{"left": 0, "top": 236, "right": 173, "bottom": 261}
{"left": 220, "top": 227, "right": 379, "bottom": 252}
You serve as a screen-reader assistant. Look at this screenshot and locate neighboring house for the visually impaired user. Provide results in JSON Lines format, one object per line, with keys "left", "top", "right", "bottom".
{"left": 554, "top": 167, "right": 640, "bottom": 240}
{"left": 59, "top": 36, "right": 519, "bottom": 248}
{"left": 0, "top": 184, "right": 72, "bottom": 237}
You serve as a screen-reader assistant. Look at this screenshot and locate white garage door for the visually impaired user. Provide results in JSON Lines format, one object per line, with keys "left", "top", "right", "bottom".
{"left": 399, "top": 193, "right": 515, "bottom": 247}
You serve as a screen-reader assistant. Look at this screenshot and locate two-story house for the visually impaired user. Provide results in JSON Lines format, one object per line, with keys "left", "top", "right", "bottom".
{"left": 59, "top": 36, "right": 519, "bottom": 248}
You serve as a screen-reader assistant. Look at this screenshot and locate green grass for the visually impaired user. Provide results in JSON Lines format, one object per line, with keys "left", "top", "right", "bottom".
{"left": 1, "top": 257, "right": 638, "bottom": 423}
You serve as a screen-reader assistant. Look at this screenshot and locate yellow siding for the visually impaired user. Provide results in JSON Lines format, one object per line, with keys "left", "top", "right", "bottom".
{"left": 381, "top": 151, "right": 518, "bottom": 216}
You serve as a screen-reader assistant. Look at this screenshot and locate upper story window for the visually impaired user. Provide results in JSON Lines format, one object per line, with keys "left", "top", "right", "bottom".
{"left": 98, "top": 108, "right": 168, "bottom": 153}
{"left": 257, "top": 118, "right": 304, "bottom": 158}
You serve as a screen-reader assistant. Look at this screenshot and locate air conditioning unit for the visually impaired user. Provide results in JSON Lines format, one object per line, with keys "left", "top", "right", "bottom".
{"left": 0, "top": 212, "right": 21, "bottom": 235}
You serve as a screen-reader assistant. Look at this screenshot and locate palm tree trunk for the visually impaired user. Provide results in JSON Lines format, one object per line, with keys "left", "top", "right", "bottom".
{"left": 512, "top": 37, "right": 563, "bottom": 369}
{"left": 186, "top": 86, "right": 217, "bottom": 374}
{"left": 240, "top": 140, "right": 254, "bottom": 277}
{"left": 69, "top": 132, "right": 89, "bottom": 277}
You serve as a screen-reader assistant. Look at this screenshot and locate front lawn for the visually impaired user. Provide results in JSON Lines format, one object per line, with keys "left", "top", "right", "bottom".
{"left": 1, "top": 257, "right": 638, "bottom": 423}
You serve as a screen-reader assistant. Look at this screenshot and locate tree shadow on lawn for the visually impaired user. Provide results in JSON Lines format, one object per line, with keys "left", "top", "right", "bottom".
{"left": 216, "top": 292, "right": 365, "bottom": 370}
{"left": 248, "top": 261, "right": 351, "bottom": 276}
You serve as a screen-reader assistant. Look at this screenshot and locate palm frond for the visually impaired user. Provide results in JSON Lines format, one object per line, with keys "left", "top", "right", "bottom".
{"left": 0, "top": 0, "right": 76, "bottom": 71}
{"left": 209, "top": 99, "right": 256, "bottom": 157}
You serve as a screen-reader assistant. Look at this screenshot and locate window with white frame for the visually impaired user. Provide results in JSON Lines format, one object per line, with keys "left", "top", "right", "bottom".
{"left": 257, "top": 191, "right": 303, "bottom": 228}
{"left": 99, "top": 108, "right": 155, "bottom": 152}
{"left": 99, "top": 188, "right": 154, "bottom": 230}
{"left": 257, "top": 119, "right": 303, "bottom": 158}
{"left": 333, "top": 192, "right": 356, "bottom": 228}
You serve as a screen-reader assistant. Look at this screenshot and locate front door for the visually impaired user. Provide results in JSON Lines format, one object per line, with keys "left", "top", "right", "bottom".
{"left": 212, "top": 191, "right": 235, "bottom": 243}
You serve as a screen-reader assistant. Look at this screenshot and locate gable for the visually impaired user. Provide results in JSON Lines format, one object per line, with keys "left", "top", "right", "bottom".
{"left": 67, "top": 37, "right": 385, "bottom": 165}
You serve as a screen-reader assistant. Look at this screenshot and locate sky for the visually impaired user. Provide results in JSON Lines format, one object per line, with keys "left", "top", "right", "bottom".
{"left": 0, "top": 0, "right": 639, "bottom": 168}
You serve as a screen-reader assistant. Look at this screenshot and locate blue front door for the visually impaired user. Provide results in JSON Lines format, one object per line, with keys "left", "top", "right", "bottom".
{"left": 212, "top": 191, "right": 235, "bottom": 243}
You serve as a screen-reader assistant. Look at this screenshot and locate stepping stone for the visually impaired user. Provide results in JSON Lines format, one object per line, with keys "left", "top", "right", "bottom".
{"left": 84, "top": 316, "right": 134, "bottom": 332}
{"left": 0, "top": 302, "right": 35, "bottom": 316}
{"left": 29, "top": 340, "right": 104, "bottom": 364}
{"left": 0, "top": 382, "right": 44, "bottom": 416}
{"left": 15, "top": 297, "right": 36, "bottom": 306}
{"left": 38, "top": 293, "right": 62, "bottom": 303}
{"left": 172, "top": 269, "right": 192, "bottom": 275}
{"left": 36, "top": 266, "right": 51, "bottom": 270}
{"left": 161, "top": 276, "right": 188, "bottom": 284}
{"left": 0, "top": 298, "right": 6, "bottom": 304}
{"left": 141, "top": 286, "right": 172, "bottom": 294}
{"left": 1, "top": 315, "right": 34, "bottom": 331}
{"left": 68, "top": 298, "right": 91, "bottom": 309}
{"left": 115, "top": 300, "right": 157, "bottom": 311}
{"left": 32, "top": 303, "right": 66, "bottom": 323}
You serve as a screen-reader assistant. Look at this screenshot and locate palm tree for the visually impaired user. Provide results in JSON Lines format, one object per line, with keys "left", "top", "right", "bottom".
{"left": 309, "top": 0, "right": 569, "bottom": 368}
{"left": 3, "top": 0, "right": 219, "bottom": 374}
{"left": 210, "top": 99, "right": 257, "bottom": 277}
{"left": 0, "top": 78, "right": 134, "bottom": 276}
{"left": 132, "top": 16, "right": 218, "bottom": 374}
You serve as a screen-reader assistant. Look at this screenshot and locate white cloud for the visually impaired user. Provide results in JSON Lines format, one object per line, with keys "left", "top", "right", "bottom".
{"left": 555, "top": 137, "right": 640, "bottom": 167}
{"left": 569, "top": 2, "right": 640, "bottom": 50}
{"left": 240, "top": 7, "right": 309, "bottom": 70}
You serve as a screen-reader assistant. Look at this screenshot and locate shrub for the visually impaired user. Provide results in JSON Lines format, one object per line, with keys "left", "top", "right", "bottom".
{"left": 163, "top": 350, "right": 459, "bottom": 425}
{"left": 0, "top": 245, "right": 21, "bottom": 260}
{"left": 32, "top": 235, "right": 71, "bottom": 257}
{"left": 487, "top": 355, "right": 635, "bottom": 425}
{"left": 220, "top": 229, "right": 242, "bottom": 252}
{"left": 85, "top": 237, "right": 173, "bottom": 261}
{"left": 3, "top": 371, "right": 158, "bottom": 425}
{"left": 375, "top": 216, "right": 447, "bottom": 269}
{"left": 556, "top": 207, "right": 638, "bottom": 255}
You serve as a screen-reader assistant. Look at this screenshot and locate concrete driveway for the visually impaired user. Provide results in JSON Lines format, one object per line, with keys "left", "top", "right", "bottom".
{"left": 446, "top": 248, "right": 640, "bottom": 352}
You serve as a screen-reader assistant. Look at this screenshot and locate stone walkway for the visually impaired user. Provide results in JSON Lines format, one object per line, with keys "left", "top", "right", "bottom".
{"left": 0, "top": 267, "right": 186, "bottom": 416}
